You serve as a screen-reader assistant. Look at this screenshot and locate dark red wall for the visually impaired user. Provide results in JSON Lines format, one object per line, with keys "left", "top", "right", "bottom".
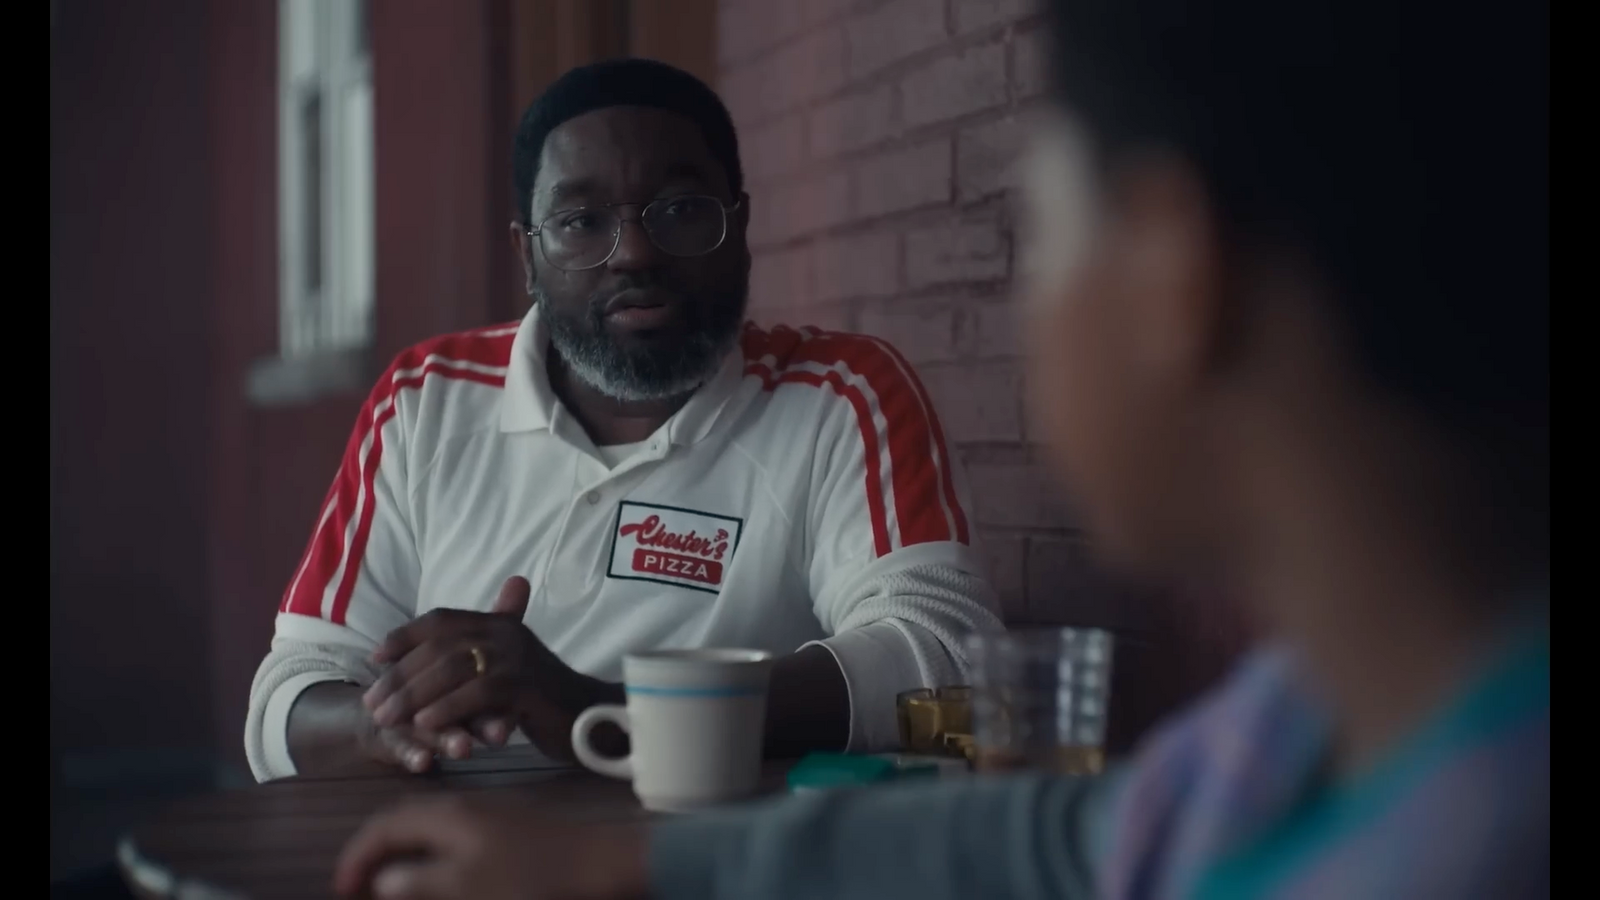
{"left": 370, "top": 0, "right": 521, "bottom": 356}
{"left": 204, "top": 0, "right": 523, "bottom": 763}
{"left": 51, "top": 0, "right": 218, "bottom": 758}
{"left": 53, "top": 1, "right": 522, "bottom": 769}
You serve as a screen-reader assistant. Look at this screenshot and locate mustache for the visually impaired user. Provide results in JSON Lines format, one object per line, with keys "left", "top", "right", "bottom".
{"left": 584, "top": 277, "right": 689, "bottom": 318}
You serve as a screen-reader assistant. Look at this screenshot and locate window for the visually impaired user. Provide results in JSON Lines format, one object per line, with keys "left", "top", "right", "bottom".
{"left": 251, "top": 0, "right": 373, "bottom": 403}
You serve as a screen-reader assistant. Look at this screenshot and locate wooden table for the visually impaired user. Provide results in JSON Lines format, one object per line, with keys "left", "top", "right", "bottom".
{"left": 117, "top": 747, "right": 792, "bottom": 900}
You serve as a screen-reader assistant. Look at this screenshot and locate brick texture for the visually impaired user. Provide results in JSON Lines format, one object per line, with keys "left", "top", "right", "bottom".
{"left": 904, "top": 216, "right": 1010, "bottom": 288}
{"left": 814, "top": 230, "right": 900, "bottom": 302}
{"left": 957, "top": 110, "right": 1037, "bottom": 201}
{"left": 846, "top": 0, "right": 948, "bottom": 79}
{"left": 967, "top": 462, "right": 1075, "bottom": 530}
{"left": 900, "top": 41, "right": 1008, "bottom": 129}
{"left": 1011, "top": 23, "right": 1050, "bottom": 99}
{"left": 717, "top": 0, "right": 1245, "bottom": 738}
{"left": 918, "top": 360, "right": 1024, "bottom": 443}
{"left": 954, "top": 0, "right": 1039, "bottom": 33}
{"left": 857, "top": 299, "right": 958, "bottom": 365}
{"left": 851, "top": 139, "right": 953, "bottom": 220}
{"left": 808, "top": 85, "right": 897, "bottom": 159}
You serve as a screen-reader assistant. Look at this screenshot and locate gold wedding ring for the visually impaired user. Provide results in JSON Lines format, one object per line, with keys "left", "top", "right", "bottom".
{"left": 469, "top": 645, "right": 487, "bottom": 676}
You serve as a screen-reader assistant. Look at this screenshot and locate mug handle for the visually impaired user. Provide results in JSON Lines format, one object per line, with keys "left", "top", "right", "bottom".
{"left": 570, "top": 704, "right": 633, "bottom": 780}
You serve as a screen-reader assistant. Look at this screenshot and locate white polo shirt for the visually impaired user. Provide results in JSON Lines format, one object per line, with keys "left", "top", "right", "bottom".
{"left": 245, "top": 307, "right": 1002, "bottom": 780}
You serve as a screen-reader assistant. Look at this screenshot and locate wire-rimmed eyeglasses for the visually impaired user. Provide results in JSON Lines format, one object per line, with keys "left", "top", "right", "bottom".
{"left": 526, "top": 194, "right": 742, "bottom": 272}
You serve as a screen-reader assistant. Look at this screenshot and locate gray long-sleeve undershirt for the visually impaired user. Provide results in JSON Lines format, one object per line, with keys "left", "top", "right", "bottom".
{"left": 650, "top": 771, "right": 1121, "bottom": 900}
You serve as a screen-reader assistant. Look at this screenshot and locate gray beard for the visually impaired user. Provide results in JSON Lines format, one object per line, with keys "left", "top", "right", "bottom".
{"left": 535, "top": 288, "right": 744, "bottom": 403}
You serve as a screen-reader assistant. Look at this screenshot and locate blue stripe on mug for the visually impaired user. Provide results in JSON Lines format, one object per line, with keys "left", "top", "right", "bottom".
{"left": 624, "top": 685, "right": 766, "bottom": 698}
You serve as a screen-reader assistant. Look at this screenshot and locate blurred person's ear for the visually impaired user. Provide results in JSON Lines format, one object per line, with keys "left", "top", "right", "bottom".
{"left": 1099, "top": 154, "right": 1226, "bottom": 394}
{"left": 1018, "top": 119, "right": 1236, "bottom": 573}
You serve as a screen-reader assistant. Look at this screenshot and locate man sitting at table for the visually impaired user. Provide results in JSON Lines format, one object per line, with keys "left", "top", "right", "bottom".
{"left": 331, "top": 0, "right": 1548, "bottom": 897}
{"left": 243, "top": 58, "right": 1003, "bottom": 782}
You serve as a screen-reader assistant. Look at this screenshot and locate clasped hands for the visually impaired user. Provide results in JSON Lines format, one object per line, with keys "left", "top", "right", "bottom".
{"left": 356, "top": 576, "right": 611, "bottom": 771}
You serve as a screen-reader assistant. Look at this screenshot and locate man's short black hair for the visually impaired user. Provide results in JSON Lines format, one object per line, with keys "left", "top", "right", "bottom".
{"left": 512, "top": 58, "right": 744, "bottom": 226}
{"left": 1042, "top": 0, "right": 1549, "bottom": 456}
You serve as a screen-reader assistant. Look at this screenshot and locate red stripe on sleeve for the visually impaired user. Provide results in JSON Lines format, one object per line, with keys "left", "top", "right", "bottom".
{"left": 867, "top": 336, "right": 970, "bottom": 545}
{"left": 326, "top": 365, "right": 503, "bottom": 624}
{"left": 277, "top": 326, "right": 516, "bottom": 621}
{"left": 745, "top": 361, "right": 893, "bottom": 558}
{"left": 742, "top": 324, "right": 968, "bottom": 555}
{"left": 280, "top": 398, "right": 376, "bottom": 618}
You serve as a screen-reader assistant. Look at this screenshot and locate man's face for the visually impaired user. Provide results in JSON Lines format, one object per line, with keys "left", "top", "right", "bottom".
{"left": 515, "top": 106, "right": 751, "bottom": 402}
{"left": 1018, "top": 111, "right": 1220, "bottom": 575}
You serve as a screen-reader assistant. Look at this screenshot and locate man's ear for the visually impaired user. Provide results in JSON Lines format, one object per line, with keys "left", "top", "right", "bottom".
{"left": 508, "top": 221, "right": 537, "bottom": 295}
{"left": 733, "top": 193, "right": 753, "bottom": 279}
{"left": 1103, "top": 156, "right": 1226, "bottom": 385}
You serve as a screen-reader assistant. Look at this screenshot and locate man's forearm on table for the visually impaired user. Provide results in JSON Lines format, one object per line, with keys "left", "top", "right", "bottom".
{"left": 765, "top": 621, "right": 946, "bottom": 757}
{"left": 247, "top": 626, "right": 388, "bottom": 780}
{"left": 764, "top": 644, "right": 851, "bottom": 757}
{"left": 650, "top": 772, "right": 1112, "bottom": 900}
{"left": 284, "top": 681, "right": 378, "bottom": 775}
{"left": 273, "top": 645, "right": 853, "bottom": 772}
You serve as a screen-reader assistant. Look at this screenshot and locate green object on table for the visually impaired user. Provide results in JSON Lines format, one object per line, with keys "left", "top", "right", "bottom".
{"left": 786, "top": 753, "right": 940, "bottom": 792}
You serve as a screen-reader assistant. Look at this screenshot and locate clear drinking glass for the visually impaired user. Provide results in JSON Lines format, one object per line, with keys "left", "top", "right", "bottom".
{"left": 966, "top": 628, "right": 1114, "bottom": 775}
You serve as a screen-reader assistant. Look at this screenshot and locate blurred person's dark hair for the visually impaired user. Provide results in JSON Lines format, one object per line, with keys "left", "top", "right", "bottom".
{"left": 512, "top": 58, "right": 745, "bottom": 226}
{"left": 1042, "top": 0, "right": 1549, "bottom": 582}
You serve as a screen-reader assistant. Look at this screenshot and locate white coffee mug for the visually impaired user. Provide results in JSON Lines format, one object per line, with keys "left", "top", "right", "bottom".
{"left": 570, "top": 648, "right": 774, "bottom": 813}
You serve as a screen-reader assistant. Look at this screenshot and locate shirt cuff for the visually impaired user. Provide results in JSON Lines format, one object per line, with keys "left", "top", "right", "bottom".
{"left": 260, "top": 670, "right": 356, "bottom": 779}
{"left": 648, "top": 773, "right": 1111, "bottom": 900}
{"left": 802, "top": 621, "right": 924, "bottom": 752}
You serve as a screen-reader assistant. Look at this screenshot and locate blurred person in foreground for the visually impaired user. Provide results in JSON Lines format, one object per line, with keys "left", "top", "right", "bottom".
{"left": 246, "top": 58, "right": 1001, "bottom": 782}
{"left": 333, "top": 0, "right": 1549, "bottom": 896}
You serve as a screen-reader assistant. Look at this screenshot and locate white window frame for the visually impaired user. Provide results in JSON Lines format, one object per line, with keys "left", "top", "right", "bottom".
{"left": 276, "top": 0, "right": 374, "bottom": 359}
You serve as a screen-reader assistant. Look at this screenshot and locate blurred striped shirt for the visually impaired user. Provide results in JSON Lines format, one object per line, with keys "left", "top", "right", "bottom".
{"left": 1104, "top": 622, "right": 1549, "bottom": 900}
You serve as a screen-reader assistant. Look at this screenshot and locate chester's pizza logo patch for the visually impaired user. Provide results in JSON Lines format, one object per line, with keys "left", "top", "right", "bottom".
{"left": 606, "top": 501, "right": 744, "bottom": 594}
